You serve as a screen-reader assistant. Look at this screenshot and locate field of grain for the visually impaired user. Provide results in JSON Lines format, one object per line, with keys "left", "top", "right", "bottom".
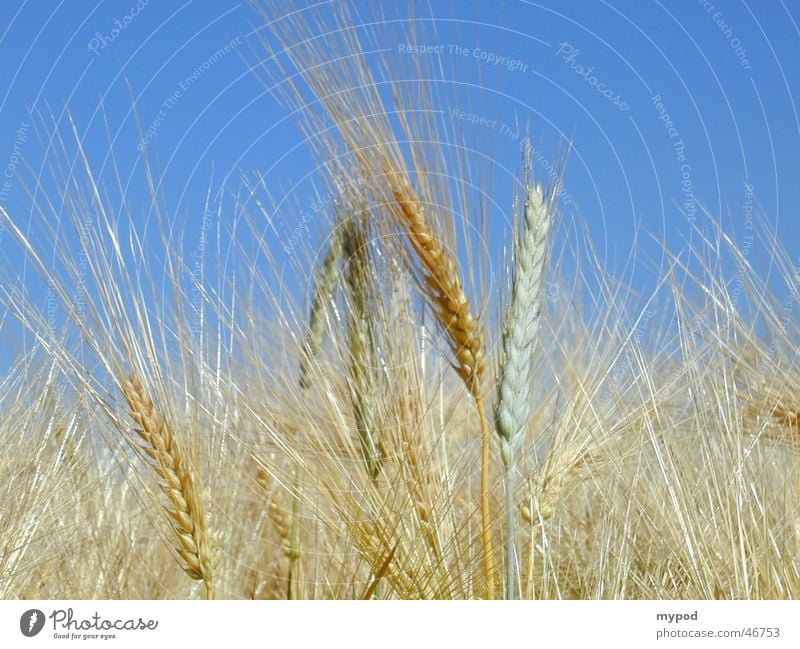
{"left": 1, "top": 2, "right": 799, "bottom": 601}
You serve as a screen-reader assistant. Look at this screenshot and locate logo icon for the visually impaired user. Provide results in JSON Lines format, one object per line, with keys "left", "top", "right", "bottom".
{"left": 20, "top": 609, "right": 45, "bottom": 637}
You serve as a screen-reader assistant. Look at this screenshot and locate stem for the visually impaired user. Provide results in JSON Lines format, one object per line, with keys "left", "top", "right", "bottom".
{"left": 204, "top": 580, "right": 214, "bottom": 600}
{"left": 475, "top": 396, "right": 496, "bottom": 599}
{"left": 503, "top": 450, "right": 517, "bottom": 599}
{"left": 526, "top": 519, "right": 536, "bottom": 600}
{"left": 287, "top": 467, "right": 302, "bottom": 600}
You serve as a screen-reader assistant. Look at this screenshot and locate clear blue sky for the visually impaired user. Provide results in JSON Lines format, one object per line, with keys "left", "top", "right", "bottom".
{"left": 0, "top": 1, "right": 798, "bottom": 369}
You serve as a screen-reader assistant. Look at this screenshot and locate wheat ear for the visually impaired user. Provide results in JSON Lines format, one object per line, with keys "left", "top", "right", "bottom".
{"left": 494, "top": 183, "right": 554, "bottom": 599}
{"left": 390, "top": 176, "right": 495, "bottom": 598}
{"left": 122, "top": 376, "right": 217, "bottom": 599}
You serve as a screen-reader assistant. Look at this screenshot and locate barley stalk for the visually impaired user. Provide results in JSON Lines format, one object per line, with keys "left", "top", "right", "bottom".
{"left": 286, "top": 468, "right": 302, "bottom": 599}
{"left": 494, "top": 182, "right": 554, "bottom": 599}
{"left": 122, "top": 376, "right": 217, "bottom": 599}
{"left": 265, "top": 467, "right": 303, "bottom": 599}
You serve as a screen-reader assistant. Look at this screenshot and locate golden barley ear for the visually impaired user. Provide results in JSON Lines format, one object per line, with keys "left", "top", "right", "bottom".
{"left": 122, "top": 375, "right": 218, "bottom": 599}
{"left": 390, "top": 178, "right": 486, "bottom": 395}
{"left": 388, "top": 175, "right": 496, "bottom": 598}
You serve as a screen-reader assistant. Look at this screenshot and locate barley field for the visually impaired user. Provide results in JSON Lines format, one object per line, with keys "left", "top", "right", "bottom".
{"left": 1, "top": 2, "right": 799, "bottom": 601}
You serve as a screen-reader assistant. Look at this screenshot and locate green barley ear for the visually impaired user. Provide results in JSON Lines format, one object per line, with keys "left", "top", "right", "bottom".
{"left": 494, "top": 164, "right": 557, "bottom": 599}
{"left": 495, "top": 182, "right": 554, "bottom": 450}
{"left": 292, "top": 219, "right": 347, "bottom": 598}
{"left": 342, "top": 212, "right": 383, "bottom": 479}
{"left": 299, "top": 227, "right": 346, "bottom": 389}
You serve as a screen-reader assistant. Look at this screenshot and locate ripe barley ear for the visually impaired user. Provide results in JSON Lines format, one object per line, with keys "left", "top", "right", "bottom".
{"left": 389, "top": 175, "right": 496, "bottom": 598}
{"left": 122, "top": 376, "right": 218, "bottom": 599}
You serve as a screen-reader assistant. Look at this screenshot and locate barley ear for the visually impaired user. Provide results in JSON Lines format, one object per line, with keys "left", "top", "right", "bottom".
{"left": 495, "top": 182, "right": 554, "bottom": 450}
{"left": 122, "top": 376, "right": 218, "bottom": 599}
{"left": 300, "top": 227, "right": 345, "bottom": 389}
{"left": 343, "top": 215, "right": 383, "bottom": 479}
{"left": 494, "top": 182, "right": 554, "bottom": 599}
{"left": 389, "top": 178, "right": 486, "bottom": 394}
{"left": 389, "top": 175, "right": 496, "bottom": 598}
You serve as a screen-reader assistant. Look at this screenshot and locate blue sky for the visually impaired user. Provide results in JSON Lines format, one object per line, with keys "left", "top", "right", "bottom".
{"left": 0, "top": 1, "right": 798, "bottom": 369}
